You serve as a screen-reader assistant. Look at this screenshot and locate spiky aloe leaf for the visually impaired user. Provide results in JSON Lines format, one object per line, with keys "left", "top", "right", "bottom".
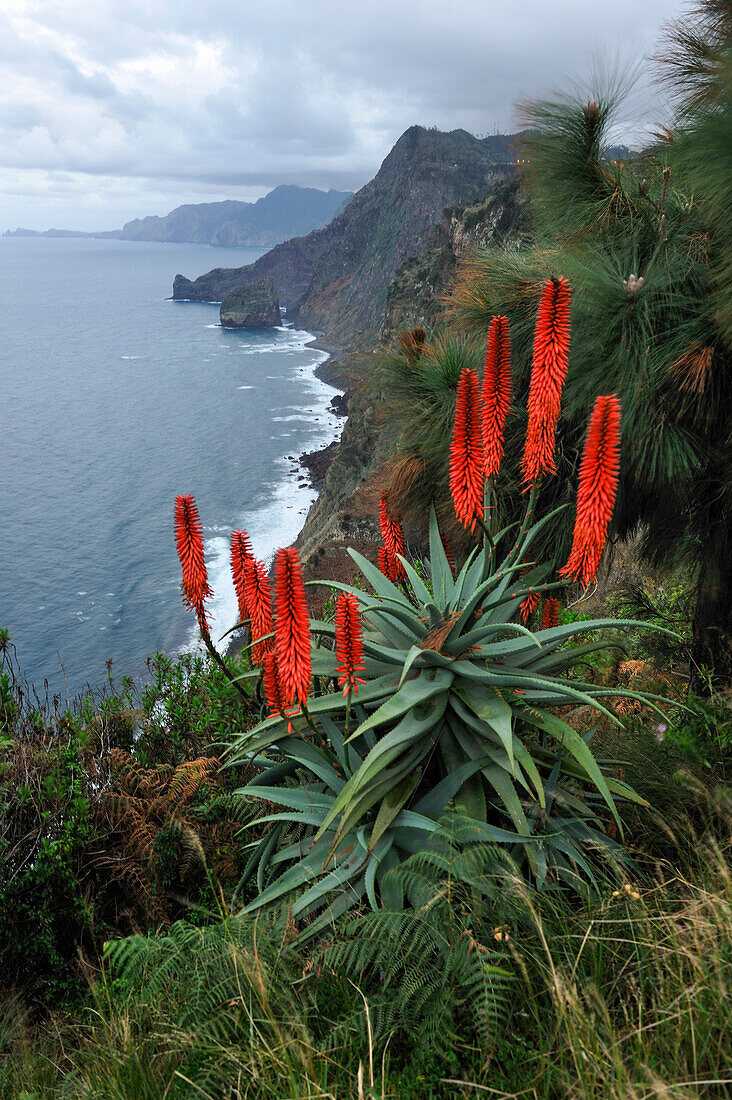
{"left": 346, "top": 666, "right": 454, "bottom": 742}
{"left": 452, "top": 682, "right": 516, "bottom": 770}
{"left": 428, "top": 505, "right": 455, "bottom": 604}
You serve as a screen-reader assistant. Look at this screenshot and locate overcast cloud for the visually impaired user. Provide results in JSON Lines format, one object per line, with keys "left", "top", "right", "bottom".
{"left": 0, "top": 0, "right": 688, "bottom": 231}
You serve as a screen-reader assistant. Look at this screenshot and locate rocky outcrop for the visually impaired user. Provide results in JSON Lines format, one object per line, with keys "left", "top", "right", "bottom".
{"left": 382, "top": 176, "right": 529, "bottom": 338}
{"left": 173, "top": 233, "right": 322, "bottom": 305}
{"left": 219, "top": 278, "right": 281, "bottom": 328}
{"left": 299, "top": 440, "right": 340, "bottom": 489}
{"left": 173, "top": 127, "right": 522, "bottom": 347}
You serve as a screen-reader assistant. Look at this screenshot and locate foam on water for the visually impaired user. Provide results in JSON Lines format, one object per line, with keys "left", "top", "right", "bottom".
{"left": 181, "top": 338, "right": 340, "bottom": 656}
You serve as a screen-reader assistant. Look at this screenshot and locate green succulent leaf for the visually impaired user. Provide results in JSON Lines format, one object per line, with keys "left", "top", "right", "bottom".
{"left": 346, "top": 666, "right": 454, "bottom": 742}
{"left": 428, "top": 505, "right": 455, "bottom": 604}
{"left": 452, "top": 681, "right": 516, "bottom": 771}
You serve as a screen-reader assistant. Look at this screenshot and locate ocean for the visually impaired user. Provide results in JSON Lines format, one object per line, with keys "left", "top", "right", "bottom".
{"left": 1, "top": 237, "right": 341, "bottom": 701}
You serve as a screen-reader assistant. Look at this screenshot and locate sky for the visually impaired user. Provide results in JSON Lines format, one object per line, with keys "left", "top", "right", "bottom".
{"left": 0, "top": 0, "right": 689, "bottom": 232}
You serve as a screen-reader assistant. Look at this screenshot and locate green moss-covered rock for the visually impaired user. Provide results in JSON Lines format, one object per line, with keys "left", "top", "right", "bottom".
{"left": 219, "top": 278, "right": 281, "bottom": 328}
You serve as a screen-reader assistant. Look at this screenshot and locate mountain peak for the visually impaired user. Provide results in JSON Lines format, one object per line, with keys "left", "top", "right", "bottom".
{"left": 174, "top": 125, "right": 518, "bottom": 345}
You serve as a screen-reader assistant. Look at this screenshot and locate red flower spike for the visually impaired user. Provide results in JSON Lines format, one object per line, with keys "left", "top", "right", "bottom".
{"left": 378, "top": 493, "right": 406, "bottom": 580}
{"left": 482, "top": 316, "right": 512, "bottom": 478}
{"left": 449, "top": 368, "right": 484, "bottom": 530}
{"left": 335, "top": 592, "right": 366, "bottom": 696}
{"left": 560, "top": 395, "right": 621, "bottom": 586}
{"left": 174, "top": 495, "right": 212, "bottom": 611}
{"left": 439, "top": 528, "right": 456, "bottom": 579}
{"left": 244, "top": 557, "right": 274, "bottom": 665}
{"left": 541, "top": 597, "right": 561, "bottom": 630}
{"left": 262, "top": 650, "right": 286, "bottom": 716}
{"left": 520, "top": 591, "right": 540, "bottom": 623}
{"left": 230, "top": 529, "right": 253, "bottom": 623}
{"left": 521, "top": 277, "right": 572, "bottom": 483}
{"left": 377, "top": 544, "right": 391, "bottom": 579}
{"left": 274, "top": 547, "right": 312, "bottom": 707}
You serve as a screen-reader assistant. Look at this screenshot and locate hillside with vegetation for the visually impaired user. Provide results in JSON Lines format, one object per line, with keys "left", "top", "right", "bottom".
{"left": 1, "top": 4, "right": 731, "bottom": 1097}
{"left": 119, "top": 186, "right": 353, "bottom": 248}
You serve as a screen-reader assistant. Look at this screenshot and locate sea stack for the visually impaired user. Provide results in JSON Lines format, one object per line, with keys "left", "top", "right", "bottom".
{"left": 220, "top": 277, "right": 281, "bottom": 328}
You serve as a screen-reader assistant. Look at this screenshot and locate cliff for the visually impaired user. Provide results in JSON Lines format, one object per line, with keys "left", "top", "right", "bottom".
{"left": 382, "top": 175, "right": 528, "bottom": 338}
{"left": 121, "top": 186, "right": 352, "bottom": 248}
{"left": 220, "top": 278, "right": 280, "bottom": 328}
{"left": 295, "top": 177, "right": 530, "bottom": 603}
{"left": 173, "top": 234, "right": 323, "bottom": 306}
{"left": 173, "top": 127, "right": 521, "bottom": 347}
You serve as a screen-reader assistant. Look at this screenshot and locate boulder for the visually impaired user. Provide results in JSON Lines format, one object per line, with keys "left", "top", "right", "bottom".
{"left": 220, "top": 277, "right": 281, "bottom": 328}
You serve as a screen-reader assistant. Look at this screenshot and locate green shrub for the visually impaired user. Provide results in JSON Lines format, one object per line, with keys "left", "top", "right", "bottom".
{"left": 0, "top": 641, "right": 258, "bottom": 1009}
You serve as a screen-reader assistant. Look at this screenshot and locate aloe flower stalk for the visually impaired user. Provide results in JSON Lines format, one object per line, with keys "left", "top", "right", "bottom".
{"left": 520, "top": 590, "right": 541, "bottom": 623}
{"left": 378, "top": 492, "right": 407, "bottom": 581}
{"left": 482, "top": 316, "right": 512, "bottom": 477}
{"left": 262, "top": 650, "right": 286, "bottom": 716}
{"left": 449, "top": 367, "right": 484, "bottom": 530}
{"left": 274, "top": 547, "right": 312, "bottom": 707}
{"left": 335, "top": 592, "right": 366, "bottom": 696}
{"left": 522, "top": 276, "right": 571, "bottom": 482}
{"left": 377, "top": 545, "right": 390, "bottom": 579}
{"left": 174, "top": 494, "right": 212, "bottom": 613}
{"left": 541, "top": 597, "right": 561, "bottom": 630}
{"left": 230, "top": 529, "right": 253, "bottom": 623}
{"left": 244, "top": 557, "right": 274, "bottom": 665}
{"left": 560, "top": 394, "right": 621, "bottom": 585}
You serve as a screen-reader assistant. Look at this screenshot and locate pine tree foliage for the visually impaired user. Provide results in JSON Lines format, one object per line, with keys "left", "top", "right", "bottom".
{"left": 440, "top": 6, "right": 732, "bottom": 682}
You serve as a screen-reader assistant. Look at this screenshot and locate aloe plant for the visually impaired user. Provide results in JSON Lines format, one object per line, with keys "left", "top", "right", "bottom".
{"left": 227, "top": 504, "right": 673, "bottom": 926}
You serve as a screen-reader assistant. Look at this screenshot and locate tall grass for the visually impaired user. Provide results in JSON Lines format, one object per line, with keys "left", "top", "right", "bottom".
{"left": 487, "top": 824, "right": 731, "bottom": 1099}
{"left": 2, "top": 793, "right": 729, "bottom": 1099}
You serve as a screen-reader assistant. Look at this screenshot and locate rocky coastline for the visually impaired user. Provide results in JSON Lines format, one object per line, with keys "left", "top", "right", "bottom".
{"left": 175, "top": 128, "right": 528, "bottom": 625}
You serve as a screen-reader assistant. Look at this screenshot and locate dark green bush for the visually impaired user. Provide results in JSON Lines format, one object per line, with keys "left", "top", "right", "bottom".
{"left": 0, "top": 640, "right": 258, "bottom": 1010}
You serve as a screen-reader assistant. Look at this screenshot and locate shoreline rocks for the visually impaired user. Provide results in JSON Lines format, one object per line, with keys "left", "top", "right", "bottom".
{"left": 299, "top": 440, "right": 340, "bottom": 490}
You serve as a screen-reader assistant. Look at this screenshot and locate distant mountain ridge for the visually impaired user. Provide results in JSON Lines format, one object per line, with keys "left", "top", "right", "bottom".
{"left": 173, "top": 126, "right": 521, "bottom": 345}
{"left": 3, "top": 186, "right": 353, "bottom": 249}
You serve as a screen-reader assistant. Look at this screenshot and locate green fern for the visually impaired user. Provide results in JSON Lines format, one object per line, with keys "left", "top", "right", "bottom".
{"left": 104, "top": 915, "right": 316, "bottom": 1097}
{"left": 319, "top": 827, "right": 515, "bottom": 1054}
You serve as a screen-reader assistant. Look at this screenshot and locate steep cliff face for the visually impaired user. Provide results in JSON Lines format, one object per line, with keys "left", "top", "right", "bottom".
{"left": 382, "top": 175, "right": 529, "bottom": 338}
{"left": 296, "top": 177, "right": 530, "bottom": 589}
{"left": 173, "top": 233, "right": 324, "bottom": 305}
{"left": 173, "top": 127, "right": 519, "bottom": 347}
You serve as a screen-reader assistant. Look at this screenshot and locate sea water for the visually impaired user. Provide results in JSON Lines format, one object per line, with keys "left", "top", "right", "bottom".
{"left": 0, "top": 237, "right": 341, "bottom": 700}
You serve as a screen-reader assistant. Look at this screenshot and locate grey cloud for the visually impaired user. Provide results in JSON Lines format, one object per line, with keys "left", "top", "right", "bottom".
{"left": 0, "top": 0, "right": 689, "bottom": 231}
{"left": 52, "top": 52, "right": 118, "bottom": 99}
